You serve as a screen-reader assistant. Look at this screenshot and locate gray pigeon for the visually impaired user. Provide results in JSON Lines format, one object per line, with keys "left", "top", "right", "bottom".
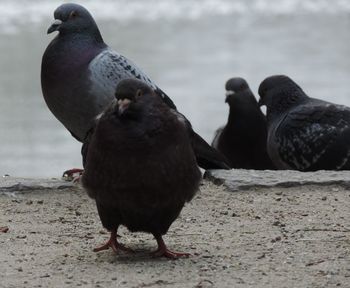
{"left": 41, "top": 3, "right": 230, "bottom": 171}
{"left": 258, "top": 75, "right": 350, "bottom": 171}
{"left": 82, "top": 79, "right": 201, "bottom": 258}
{"left": 212, "top": 77, "right": 275, "bottom": 169}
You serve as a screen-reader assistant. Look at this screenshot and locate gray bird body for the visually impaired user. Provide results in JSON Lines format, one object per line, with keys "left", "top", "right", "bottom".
{"left": 259, "top": 75, "right": 350, "bottom": 171}
{"left": 42, "top": 36, "right": 159, "bottom": 141}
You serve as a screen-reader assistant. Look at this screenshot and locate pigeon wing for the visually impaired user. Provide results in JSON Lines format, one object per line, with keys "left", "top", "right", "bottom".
{"left": 275, "top": 103, "right": 350, "bottom": 171}
{"left": 89, "top": 49, "right": 176, "bottom": 109}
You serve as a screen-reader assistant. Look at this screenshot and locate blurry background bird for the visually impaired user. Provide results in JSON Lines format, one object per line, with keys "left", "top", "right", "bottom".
{"left": 259, "top": 75, "right": 350, "bottom": 171}
{"left": 82, "top": 79, "right": 201, "bottom": 259}
{"left": 1, "top": 0, "right": 350, "bottom": 176}
{"left": 212, "top": 77, "right": 275, "bottom": 169}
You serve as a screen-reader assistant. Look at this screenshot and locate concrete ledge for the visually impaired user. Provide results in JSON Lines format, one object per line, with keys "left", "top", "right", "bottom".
{"left": 204, "top": 169, "right": 350, "bottom": 191}
{"left": 0, "top": 176, "right": 74, "bottom": 193}
{"left": 3, "top": 169, "right": 350, "bottom": 195}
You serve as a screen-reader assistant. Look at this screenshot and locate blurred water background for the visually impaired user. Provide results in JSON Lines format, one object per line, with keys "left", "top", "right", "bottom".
{"left": 1, "top": 0, "right": 350, "bottom": 177}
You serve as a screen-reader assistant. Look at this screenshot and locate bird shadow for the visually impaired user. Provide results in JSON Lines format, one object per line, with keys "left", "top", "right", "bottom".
{"left": 93, "top": 245, "right": 193, "bottom": 265}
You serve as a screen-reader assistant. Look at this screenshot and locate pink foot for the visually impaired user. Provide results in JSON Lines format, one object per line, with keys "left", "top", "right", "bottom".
{"left": 94, "top": 230, "right": 133, "bottom": 254}
{"left": 152, "top": 248, "right": 190, "bottom": 259}
{"left": 152, "top": 235, "right": 190, "bottom": 259}
{"left": 62, "top": 168, "right": 84, "bottom": 182}
{"left": 0, "top": 226, "right": 9, "bottom": 233}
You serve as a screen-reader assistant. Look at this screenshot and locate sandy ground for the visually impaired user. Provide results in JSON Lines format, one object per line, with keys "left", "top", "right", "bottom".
{"left": 1, "top": 180, "right": 350, "bottom": 288}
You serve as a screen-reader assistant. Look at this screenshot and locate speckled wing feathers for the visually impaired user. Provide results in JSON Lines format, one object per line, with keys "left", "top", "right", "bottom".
{"left": 89, "top": 49, "right": 158, "bottom": 100}
{"left": 88, "top": 48, "right": 177, "bottom": 109}
{"left": 275, "top": 103, "right": 350, "bottom": 170}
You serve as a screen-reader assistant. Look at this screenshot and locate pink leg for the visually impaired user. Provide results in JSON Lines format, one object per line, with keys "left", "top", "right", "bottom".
{"left": 93, "top": 230, "right": 133, "bottom": 253}
{"left": 0, "top": 226, "right": 9, "bottom": 233}
{"left": 152, "top": 234, "right": 190, "bottom": 259}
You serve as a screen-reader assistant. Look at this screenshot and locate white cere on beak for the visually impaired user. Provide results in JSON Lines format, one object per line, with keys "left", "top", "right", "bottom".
{"left": 52, "top": 19, "right": 63, "bottom": 26}
{"left": 117, "top": 98, "right": 131, "bottom": 115}
{"left": 260, "top": 105, "right": 267, "bottom": 115}
{"left": 225, "top": 90, "right": 235, "bottom": 97}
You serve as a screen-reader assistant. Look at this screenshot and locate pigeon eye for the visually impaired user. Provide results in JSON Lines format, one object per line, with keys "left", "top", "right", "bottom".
{"left": 69, "top": 11, "right": 78, "bottom": 19}
{"left": 135, "top": 89, "right": 143, "bottom": 98}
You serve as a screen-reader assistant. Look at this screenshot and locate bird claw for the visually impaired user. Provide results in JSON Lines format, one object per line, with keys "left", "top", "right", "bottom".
{"left": 94, "top": 242, "right": 133, "bottom": 254}
{"left": 152, "top": 235, "right": 190, "bottom": 259}
{"left": 0, "top": 226, "right": 9, "bottom": 233}
{"left": 93, "top": 232, "right": 133, "bottom": 254}
{"left": 93, "top": 241, "right": 118, "bottom": 253}
{"left": 151, "top": 248, "right": 190, "bottom": 259}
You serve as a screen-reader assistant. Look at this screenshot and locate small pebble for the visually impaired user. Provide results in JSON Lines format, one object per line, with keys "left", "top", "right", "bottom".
{"left": 271, "top": 236, "right": 282, "bottom": 243}
{"left": 16, "top": 235, "right": 27, "bottom": 239}
{"left": 257, "top": 253, "right": 266, "bottom": 259}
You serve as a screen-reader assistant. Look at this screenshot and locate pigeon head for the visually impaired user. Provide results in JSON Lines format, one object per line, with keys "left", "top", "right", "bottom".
{"left": 114, "top": 79, "right": 155, "bottom": 117}
{"left": 225, "top": 77, "right": 249, "bottom": 93}
{"left": 258, "top": 75, "right": 308, "bottom": 118}
{"left": 225, "top": 77, "right": 249, "bottom": 103}
{"left": 224, "top": 77, "right": 259, "bottom": 110}
{"left": 47, "top": 3, "right": 103, "bottom": 41}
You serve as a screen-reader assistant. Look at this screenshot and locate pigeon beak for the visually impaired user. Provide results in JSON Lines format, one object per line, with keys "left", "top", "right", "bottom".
{"left": 117, "top": 99, "right": 131, "bottom": 115}
{"left": 225, "top": 90, "right": 235, "bottom": 103}
{"left": 47, "top": 19, "right": 62, "bottom": 34}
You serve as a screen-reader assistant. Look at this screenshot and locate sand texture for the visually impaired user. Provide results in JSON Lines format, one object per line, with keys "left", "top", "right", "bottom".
{"left": 1, "top": 173, "right": 350, "bottom": 287}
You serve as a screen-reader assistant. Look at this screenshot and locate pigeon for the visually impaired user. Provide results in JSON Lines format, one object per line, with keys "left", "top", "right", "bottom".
{"left": 82, "top": 79, "right": 202, "bottom": 259}
{"left": 258, "top": 75, "right": 350, "bottom": 171}
{"left": 212, "top": 77, "right": 275, "bottom": 169}
{"left": 41, "top": 3, "right": 230, "bottom": 173}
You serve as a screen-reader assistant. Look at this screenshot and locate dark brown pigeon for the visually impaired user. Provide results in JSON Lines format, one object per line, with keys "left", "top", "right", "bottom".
{"left": 259, "top": 75, "right": 350, "bottom": 171}
{"left": 212, "top": 78, "right": 275, "bottom": 169}
{"left": 82, "top": 79, "right": 202, "bottom": 259}
{"left": 41, "top": 3, "right": 230, "bottom": 176}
